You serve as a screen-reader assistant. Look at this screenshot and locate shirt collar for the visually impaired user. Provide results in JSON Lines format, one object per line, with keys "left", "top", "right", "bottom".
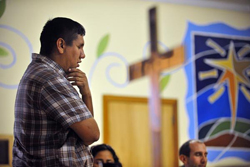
{"left": 32, "top": 53, "right": 67, "bottom": 77}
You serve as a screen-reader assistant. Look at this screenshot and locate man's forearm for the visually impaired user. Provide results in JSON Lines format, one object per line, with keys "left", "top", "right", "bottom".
{"left": 82, "top": 93, "right": 94, "bottom": 116}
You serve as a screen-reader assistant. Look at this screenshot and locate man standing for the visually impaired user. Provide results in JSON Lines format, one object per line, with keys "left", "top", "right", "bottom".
{"left": 179, "top": 139, "right": 208, "bottom": 167}
{"left": 13, "top": 17, "right": 100, "bottom": 167}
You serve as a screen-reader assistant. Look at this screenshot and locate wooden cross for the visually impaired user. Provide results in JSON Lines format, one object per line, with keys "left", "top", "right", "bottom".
{"left": 129, "top": 7, "right": 184, "bottom": 167}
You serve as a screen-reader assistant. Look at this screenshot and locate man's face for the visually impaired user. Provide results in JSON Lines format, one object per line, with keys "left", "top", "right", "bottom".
{"left": 64, "top": 34, "right": 85, "bottom": 71}
{"left": 181, "top": 142, "right": 208, "bottom": 167}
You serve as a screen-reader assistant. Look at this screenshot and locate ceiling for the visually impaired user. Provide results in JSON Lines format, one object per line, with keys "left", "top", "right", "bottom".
{"left": 145, "top": 0, "right": 250, "bottom": 12}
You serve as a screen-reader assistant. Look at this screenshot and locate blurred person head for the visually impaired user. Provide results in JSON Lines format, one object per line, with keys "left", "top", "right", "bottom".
{"left": 91, "top": 144, "right": 122, "bottom": 167}
{"left": 179, "top": 139, "right": 208, "bottom": 167}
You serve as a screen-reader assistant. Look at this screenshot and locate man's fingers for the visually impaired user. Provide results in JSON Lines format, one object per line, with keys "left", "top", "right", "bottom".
{"left": 67, "top": 69, "right": 85, "bottom": 78}
{"left": 68, "top": 68, "right": 78, "bottom": 72}
{"left": 67, "top": 77, "right": 78, "bottom": 81}
{"left": 67, "top": 72, "right": 81, "bottom": 77}
{"left": 66, "top": 68, "right": 88, "bottom": 89}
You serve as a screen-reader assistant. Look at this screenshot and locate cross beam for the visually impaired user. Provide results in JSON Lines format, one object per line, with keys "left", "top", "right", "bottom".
{"left": 129, "top": 7, "right": 184, "bottom": 167}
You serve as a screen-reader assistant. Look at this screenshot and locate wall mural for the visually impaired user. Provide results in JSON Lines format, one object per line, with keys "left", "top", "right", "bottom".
{"left": 92, "top": 22, "right": 250, "bottom": 163}
{"left": 0, "top": 0, "right": 33, "bottom": 89}
{"left": 88, "top": 33, "right": 171, "bottom": 91}
{"left": 184, "top": 21, "right": 250, "bottom": 162}
{"left": 0, "top": 0, "right": 5, "bottom": 18}
{"left": 88, "top": 34, "right": 129, "bottom": 88}
{"left": 1, "top": 0, "right": 250, "bottom": 163}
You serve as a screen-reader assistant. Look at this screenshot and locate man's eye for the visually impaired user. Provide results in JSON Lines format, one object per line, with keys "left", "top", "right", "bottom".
{"left": 195, "top": 153, "right": 202, "bottom": 156}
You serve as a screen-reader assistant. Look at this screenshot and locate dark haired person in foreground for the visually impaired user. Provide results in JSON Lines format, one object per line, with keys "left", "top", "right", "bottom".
{"left": 91, "top": 144, "right": 122, "bottom": 167}
{"left": 13, "top": 17, "right": 100, "bottom": 166}
{"left": 179, "top": 139, "right": 208, "bottom": 167}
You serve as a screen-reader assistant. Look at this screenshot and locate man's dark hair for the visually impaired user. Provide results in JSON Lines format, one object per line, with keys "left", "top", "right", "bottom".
{"left": 39, "top": 17, "right": 85, "bottom": 56}
{"left": 179, "top": 139, "right": 204, "bottom": 157}
{"left": 91, "top": 144, "right": 122, "bottom": 167}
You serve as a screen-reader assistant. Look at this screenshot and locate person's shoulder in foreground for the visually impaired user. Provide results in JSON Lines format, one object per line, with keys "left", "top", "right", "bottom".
{"left": 13, "top": 17, "right": 100, "bottom": 167}
{"left": 179, "top": 139, "right": 208, "bottom": 167}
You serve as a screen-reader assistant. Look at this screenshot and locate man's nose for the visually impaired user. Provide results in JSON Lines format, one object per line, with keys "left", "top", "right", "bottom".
{"left": 80, "top": 50, "right": 85, "bottom": 59}
{"left": 201, "top": 155, "right": 207, "bottom": 163}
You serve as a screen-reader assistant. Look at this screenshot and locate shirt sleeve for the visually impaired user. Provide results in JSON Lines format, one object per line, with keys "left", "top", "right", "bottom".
{"left": 40, "top": 77, "right": 92, "bottom": 130}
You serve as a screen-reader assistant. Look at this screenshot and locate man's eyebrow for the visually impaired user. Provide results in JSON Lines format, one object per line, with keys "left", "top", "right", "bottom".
{"left": 194, "top": 151, "right": 208, "bottom": 155}
{"left": 194, "top": 151, "right": 202, "bottom": 154}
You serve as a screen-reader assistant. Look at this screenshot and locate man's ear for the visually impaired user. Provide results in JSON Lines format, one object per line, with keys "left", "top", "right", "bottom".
{"left": 56, "top": 38, "right": 65, "bottom": 54}
{"left": 179, "top": 155, "right": 187, "bottom": 164}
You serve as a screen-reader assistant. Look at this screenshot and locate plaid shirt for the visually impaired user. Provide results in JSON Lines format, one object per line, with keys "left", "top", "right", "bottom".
{"left": 13, "top": 53, "right": 93, "bottom": 167}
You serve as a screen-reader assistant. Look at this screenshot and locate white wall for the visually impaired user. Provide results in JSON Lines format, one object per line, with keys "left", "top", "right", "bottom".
{"left": 0, "top": 0, "right": 249, "bottom": 166}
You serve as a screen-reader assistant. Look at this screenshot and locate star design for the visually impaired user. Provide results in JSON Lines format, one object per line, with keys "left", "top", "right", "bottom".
{"left": 204, "top": 41, "right": 250, "bottom": 130}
